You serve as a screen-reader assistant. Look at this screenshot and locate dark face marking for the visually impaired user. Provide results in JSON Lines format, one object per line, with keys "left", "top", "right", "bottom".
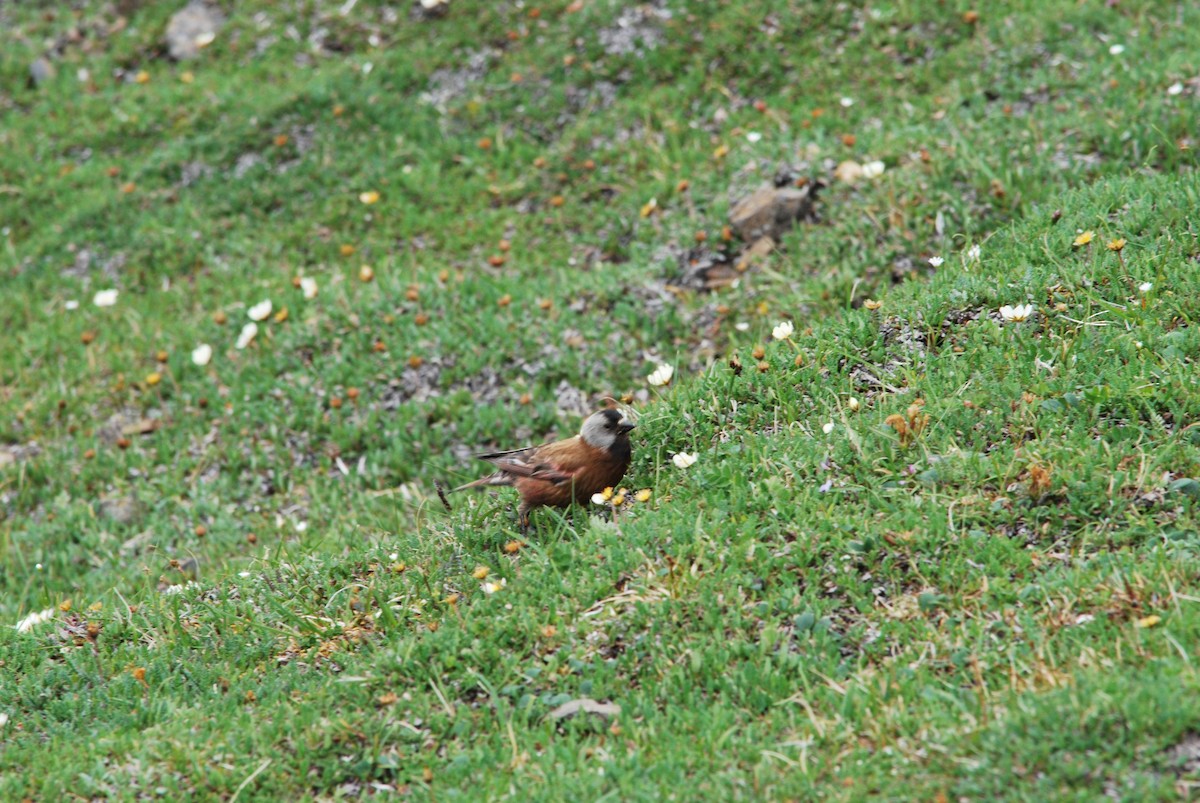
{"left": 599, "top": 408, "right": 623, "bottom": 430}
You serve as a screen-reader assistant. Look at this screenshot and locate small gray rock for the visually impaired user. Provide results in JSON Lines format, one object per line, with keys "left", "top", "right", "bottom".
{"left": 29, "top": 57, "right": 56, "bottom": 87}
{"left": 166, "top": 2, "right": 224, "bottom": 61}
{"left": 120, "top": 530, "right": 155, "bottom": 556}
{"left": 414, "top": 0, "right": 450, "bottom": 19}
{"left": 546, "top": 698, "right": 621, "bottom": 722}
{"left": 99, "top": 496, "right": 140, "bottom": 526}
{"left": 728, "top": 183, "right": 820, "bottom": 242}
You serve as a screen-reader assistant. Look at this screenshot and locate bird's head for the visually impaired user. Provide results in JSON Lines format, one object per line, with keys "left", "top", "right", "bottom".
{"left": 580, "top": 408, "right": 636, "bottom": 451}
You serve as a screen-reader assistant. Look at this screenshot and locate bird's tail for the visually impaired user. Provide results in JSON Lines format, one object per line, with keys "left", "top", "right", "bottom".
{"left": 438, "top": 473, "right": 511, "bottom": 511}
{"left": 447, "top": 474, "right": 510, "bottom": 493}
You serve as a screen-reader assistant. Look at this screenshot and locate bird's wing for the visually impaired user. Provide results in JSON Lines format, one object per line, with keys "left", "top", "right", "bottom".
{"left": 474, "top": 444, "right": 537, "bottom": 462}
{"left": 477, "top": 438, "right": 585, "bottom": 485}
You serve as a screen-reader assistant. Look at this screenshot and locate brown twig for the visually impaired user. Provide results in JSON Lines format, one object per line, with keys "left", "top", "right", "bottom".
{"left": 434, "top": 481, "right": 452, "bottom": 512}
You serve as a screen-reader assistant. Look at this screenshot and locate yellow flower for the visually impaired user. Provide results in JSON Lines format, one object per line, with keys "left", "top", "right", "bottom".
{"left": 472, "top": 566, "right": 489, "bottom": 580}
{"left": 1107, "top": 238, "right": 1126, "bottom": 252}
{"left": 359, "top": 190, "right": 380, "bottom": 205}
{"left": 1073, "top": 230, "right": 1094, "bottom": 247}
{"left": 863, "top": 299, "right": 882, "bottom": 311}
{"left": 145, "top": 372, "right": 162, "bottom": 386}
{"left": 635, "top": 489, "right": 652, "bottom": 503}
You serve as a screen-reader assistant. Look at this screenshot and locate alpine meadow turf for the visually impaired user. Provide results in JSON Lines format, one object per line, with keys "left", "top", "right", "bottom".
{"left": 2, "top": 1, "right": 1199, "bottom": 799}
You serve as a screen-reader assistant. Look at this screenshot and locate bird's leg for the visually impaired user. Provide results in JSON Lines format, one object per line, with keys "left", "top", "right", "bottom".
{"left": 518, "top": 502, "right": 531, "bottom": 533}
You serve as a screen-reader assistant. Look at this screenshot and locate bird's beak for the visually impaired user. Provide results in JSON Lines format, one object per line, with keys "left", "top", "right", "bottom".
{"left": 617, "top": 419, "right": 636, "bottom": 434}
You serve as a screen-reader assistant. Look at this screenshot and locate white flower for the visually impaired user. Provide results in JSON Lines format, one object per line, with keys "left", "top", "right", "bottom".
{"left": 65, "top": 300, "right": 79, "bottom": 310}
{"left": 420, "top": 0, "right": 448, "bottom": 8}
{"left": 928, "top": 256, "right": 944, "bottom": 268}
{"left": 745, "top": 131, "right": 763, "bottom": 143}
{"left": 734, "top": 322, "right": 750, "bottom": 331}
{"left": 966, "top": 244, "right": 982, "bottom": 262}
{"left": 840, "top": 97, "right": 855, "bottom": 107}
{"left": 247, "top": 299, "right": 273, "bottom": 321}
{"left": 1139, "top": 282, "right": 1153, "bottom": 294}
{"left": 1109, "top": 44, "right": 1125, "bottom": 55}
{"left": 1168, "top": 82, "right": 1185, "bottom": 96}
{"left": 847, "top": 397, "right": 861, "bottom": 412}
{"left": 861, "top": 160, "right": 885, "bottom": 179}
{"left": 647, "top": 364, "right": 674, "bottom": 387}
{"left": 591, "top": 492, "right": 609, "bottom": 505}
{"left": 482, "top": 578, "right": 507, "bottom": 595}
{"left": 191, "top": 343, "right": 213, "bottom": 366}
{"left": 999, "top": 304, "right": 1034, "bottom": 322}
{"left": 300, "top": 277, "right": 318, "bottom": 299}
{"left": 236, "top": 322, "right": 258, "bottom": 349}
{"left": 15, "top": 608, "right": 55, "bottom": 633}
{"left": 822, "top": 422, "right": 835, "bottom": 434}
{"left": 672, "top": 452, "right": 697, "bottom": 469}
{"left": 93, "top": 289, "right": 119, "bottom": 307}
{"left": 772, "top": 321, "right": 794, "bottom": 340}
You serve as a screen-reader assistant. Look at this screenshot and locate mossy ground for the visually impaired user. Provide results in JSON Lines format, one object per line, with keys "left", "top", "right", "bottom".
{"left": 2, "top": 1, "right": 1199, "bottom": 799}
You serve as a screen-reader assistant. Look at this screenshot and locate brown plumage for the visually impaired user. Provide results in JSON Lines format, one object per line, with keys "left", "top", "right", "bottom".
{"left": 452, "top": 408, "right": 635, "bottom": 527}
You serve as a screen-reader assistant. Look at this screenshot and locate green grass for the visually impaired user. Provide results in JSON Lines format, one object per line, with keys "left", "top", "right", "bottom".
{"left": 2, "top": 0, "right": 1200, "bottom": 799}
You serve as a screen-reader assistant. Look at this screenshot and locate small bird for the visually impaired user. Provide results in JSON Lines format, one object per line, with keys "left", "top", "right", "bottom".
{"left": 451, "top": 408, "right": 636, "bottom": 528}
